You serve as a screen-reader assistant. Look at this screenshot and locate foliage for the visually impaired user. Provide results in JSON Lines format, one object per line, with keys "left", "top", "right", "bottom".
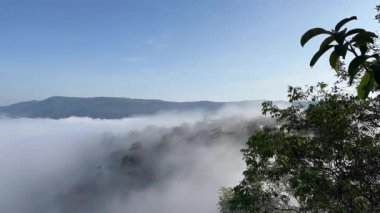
{"left": 218, "top": 6, "right": 380, "bottom": 213}
{"left": 301, "top": 16, "right": 379, "bottom": 99}
{"left": 219, "top": 187, "right": 245, "bottom": 213}
{"left": 223, "top": 83, "right": 380, "bottom": 212}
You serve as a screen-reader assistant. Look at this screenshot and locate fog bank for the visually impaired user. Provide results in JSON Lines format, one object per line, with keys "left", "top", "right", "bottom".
{"left": 0, "top": 105, "right": 274, "bottom": 213}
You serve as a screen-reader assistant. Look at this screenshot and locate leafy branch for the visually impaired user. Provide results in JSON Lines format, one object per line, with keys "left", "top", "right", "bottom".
{"left": 301, "top": 16, "right": 380, "bottom": 99}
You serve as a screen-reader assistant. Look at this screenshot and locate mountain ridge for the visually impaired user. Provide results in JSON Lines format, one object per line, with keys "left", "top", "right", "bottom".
{"left": 0, "top": 96, "right": 269, "bottom": 119}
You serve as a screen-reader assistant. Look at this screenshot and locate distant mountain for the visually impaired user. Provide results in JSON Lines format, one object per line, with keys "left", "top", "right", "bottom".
{"left": 0, "top": 96, "right": 266, "bottom": 119}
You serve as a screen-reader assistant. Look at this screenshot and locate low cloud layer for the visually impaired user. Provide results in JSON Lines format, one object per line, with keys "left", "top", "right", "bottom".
{"left": 0, "top": 105, "right": 274, "bottom": 213}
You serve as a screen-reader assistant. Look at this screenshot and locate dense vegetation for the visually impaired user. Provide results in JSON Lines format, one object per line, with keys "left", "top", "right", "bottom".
{"left": 219, "top": 6, "right": 380, "bottom": 213}
{"left": 225, "top": 84, "right": 380, "bottom": 212}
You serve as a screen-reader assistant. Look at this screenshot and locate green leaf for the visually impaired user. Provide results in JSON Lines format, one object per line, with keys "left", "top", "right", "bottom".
{"left": 310, "top": 45, "right": 333, "bottom": 67}
{"left": 346, "top": 28, "right": 365, "bottom": 37}
{"left": 371, "top": 61, "right": 380, "bottom": 84}
{"left": 334, "top": 43, "right": 349, "bottom": 59}
{"left": 329, "top": 51, "right": 339, "bottom": 71}
{"left": 335, "top": 16, "right": 357, "bottom": 31}
{"left": 348, "top": 55, "right": 369, "bottom": 85}
{"left": 320, "top": 36, "right": 335, "bottom": 50}
{"left": 301, "top": 28, "right": 330, "bottom": 47}
{"left": 334, "top": 28, "right": 347, "bottom": 45}
{"left": 357, "top": 72, "right": 374, "bottom": 99}
{"left": 359, "top": 45, "right": 369, "bottom": 55}
{"left": 352, "top": 31, "right": 378, "bottom": 44}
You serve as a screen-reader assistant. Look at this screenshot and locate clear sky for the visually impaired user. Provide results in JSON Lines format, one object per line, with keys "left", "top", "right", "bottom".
{"left": 0, "top": 0, "right": 378, "bottom": 105}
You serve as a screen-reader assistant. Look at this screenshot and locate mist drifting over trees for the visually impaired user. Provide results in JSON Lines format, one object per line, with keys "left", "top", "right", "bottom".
{"left": 0, "top": 104, "right": 276, "bottom": 213}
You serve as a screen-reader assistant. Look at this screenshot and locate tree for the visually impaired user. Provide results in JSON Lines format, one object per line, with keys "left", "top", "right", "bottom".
{"left": 218, "top": 187, "right": 245, "bottom": 213}
{"left": 219, "top": 7, "right": 380, "bottom": 212}
{"left": 222, "top": 83, "right": 380, "bottom": 212}
{"left": 301, "top": 14, "right": 379, "bottom": 99}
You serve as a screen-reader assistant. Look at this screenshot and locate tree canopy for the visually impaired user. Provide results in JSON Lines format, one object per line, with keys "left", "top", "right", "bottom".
{"left": 219, "top": 6, "right": 380, "bottom": 213}
{"left": 222, "top": 83, "right": 380, "bottom": 212}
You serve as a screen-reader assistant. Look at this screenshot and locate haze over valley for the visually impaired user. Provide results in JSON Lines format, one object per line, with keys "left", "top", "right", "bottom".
{"left": 0, "top": 101, "right": 274, "bottom": 213}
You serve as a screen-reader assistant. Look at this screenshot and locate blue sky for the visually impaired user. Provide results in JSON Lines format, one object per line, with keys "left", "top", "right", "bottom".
{"left": 0, "top": 0, "right": 378, "bottom": 105}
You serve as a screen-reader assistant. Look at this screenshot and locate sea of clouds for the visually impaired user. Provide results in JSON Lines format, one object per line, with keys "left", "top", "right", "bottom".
{"left": 0, "top": 103, "right": 277, "bottom": 213}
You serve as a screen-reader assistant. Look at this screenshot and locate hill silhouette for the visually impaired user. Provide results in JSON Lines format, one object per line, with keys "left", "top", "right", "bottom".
{"left": 0, "top": 96, "right": 265, "bottom": 119}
